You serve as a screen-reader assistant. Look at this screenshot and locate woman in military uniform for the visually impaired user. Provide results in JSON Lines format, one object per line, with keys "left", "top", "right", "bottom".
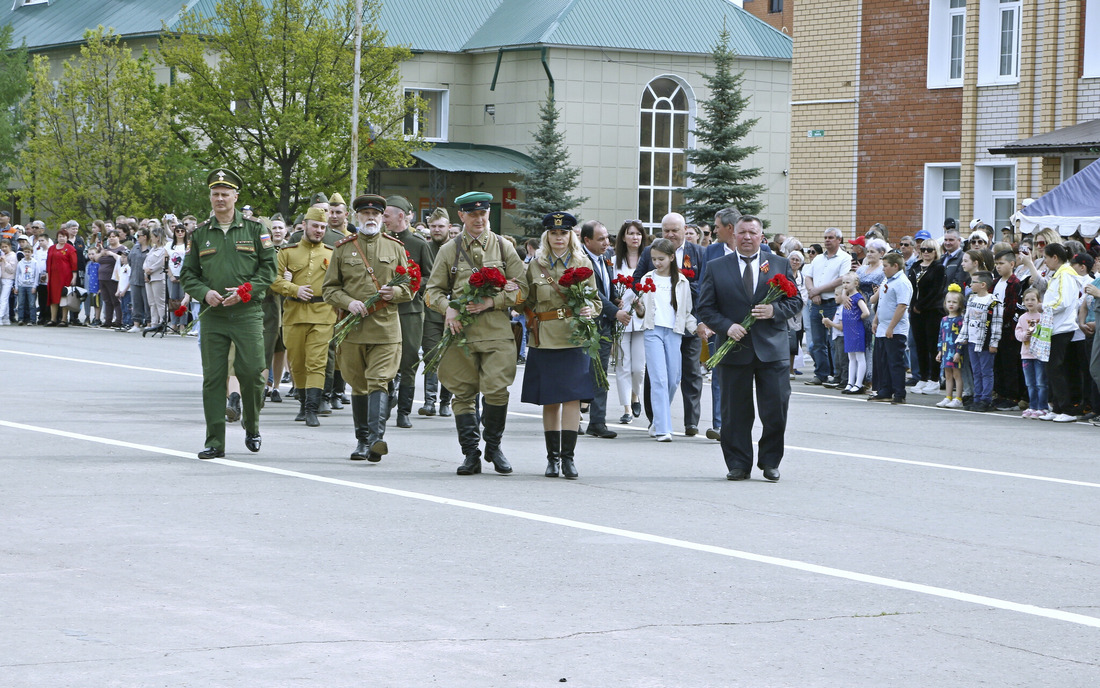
{"left": 521, "top": 212, "right": 600, "bottom": 479}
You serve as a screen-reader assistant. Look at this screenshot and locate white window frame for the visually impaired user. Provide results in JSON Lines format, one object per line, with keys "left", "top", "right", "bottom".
{"left": 1084, "top": 0, "right": 1100, "bottom": 78}
{"left": 403, "top": 88, "right": 449, "bottom": 143}
{"left": 923, "top": 163, "right": 962, "bottom": 237}
{"left": 928, "top": 0, "right": 967, "bottom": 89}
{"left": 973, "top": 161, "right": 1016, "bottom": 231}
{"left": 637, "top": 75, "right": 695, "bottom": 233}
{"left": 977, "top": 0, "right": 1021, "bottom": 85}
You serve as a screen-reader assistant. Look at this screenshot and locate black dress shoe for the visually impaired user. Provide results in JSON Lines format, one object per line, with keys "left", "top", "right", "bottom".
{"left": 685, "top": 425, "right": 698, "bottom": 436}
{"left": 631, "top": 401, "right": 642, "bottom": 417}
{"left": 762, "top": 467, "right": 780, "bottom": 482}
{"left": 726, "top": 469, "right": 750, "bottom": 481}
{"left": 197, "top": 447, "right": 225, "bottom": 460}
{"left": 269, "top": 389, "right": 282, "bottom": 403}
{"left": 585, "top": 425, "right": 617, "bottom": 439}
{"left": 245, "top": 433, "right": 261, "bottom": 453}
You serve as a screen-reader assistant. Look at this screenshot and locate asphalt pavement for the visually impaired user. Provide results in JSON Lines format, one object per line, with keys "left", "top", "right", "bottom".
{"left": 2, "top": 324, "right": 1098, "bottom": 687}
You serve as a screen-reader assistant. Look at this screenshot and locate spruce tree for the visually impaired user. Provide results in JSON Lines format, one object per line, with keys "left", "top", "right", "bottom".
{"left": 679, "top": 27, "right": 765, "bottom": 226}
{"left": 510, "top": 92, "right": 588, "bottom": 236}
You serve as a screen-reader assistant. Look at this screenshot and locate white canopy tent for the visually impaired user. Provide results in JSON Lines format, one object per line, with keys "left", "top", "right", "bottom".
{"left": 1015, "top": 159, "right": 1100, "bottom": 238}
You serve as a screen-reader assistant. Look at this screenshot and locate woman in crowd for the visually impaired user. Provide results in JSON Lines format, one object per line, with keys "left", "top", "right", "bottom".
{"left": 1018, "top": 228, "right": 1060, "bottom": 293}
{"left": 1042, "top": 243, "right": 1083, "bottom": 422}
{"left": 96, "top": 229, "right": 128, "bottom": 328}
{"left": 168, "top": 223, "right": 190, "bottom": 333}
{"left": 143, "top": 224, "right": 168, "bottom": 333}
{"left": 0, "top": 238, "right": 15, "bottom": 325}
{"left": 613, "top": 219, "right": 648, "bottom": 424}
{"left": 787, "top": 250, "right": 806, "bottom": 376}
{"left": 907, "top": 238, "right": 946, "bottom": 393}
{"left": 521, "top": 215, "right": 599, "bottom": 479}
{"left": 126, "top": 226, "right": 150, "bottom": 331}
{"left": 44, "top": 229, "right": 78, "bottom": 327}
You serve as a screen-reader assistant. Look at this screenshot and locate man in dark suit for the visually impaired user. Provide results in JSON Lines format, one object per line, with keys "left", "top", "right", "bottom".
{"left": 700, "top": 207, "right": 742, "bottom": 441}
{"left": 581, "top": 220, "right": 629, "bottom": 438}
{"left": 697, "top": 215, "right": 803, "bottom": 482}
{"left": 634, "top": 212, "right": 707, "bottom": 434}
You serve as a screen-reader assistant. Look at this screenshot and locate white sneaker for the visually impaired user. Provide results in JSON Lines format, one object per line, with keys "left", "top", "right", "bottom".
{"left": 935, "top": 397, "right": 951, "bottom": 407}
{"left": 648, "top": 425, "right": 656, "bottom": 437}
{"left": 908, "top": 383, "right": 924, "bottom": 395}
{"left": 1038, "top": 411, "right": 1056, "bottom": 421}
{"left": 921, "top": 380, "right": 938, "bottom": 393}
{"left": 1052, "top": 413, "right": 1077, "bottom": 423}
{"left": 655, "top": 433, "right": 672, "bottom": 442}
{"left": 945, "top": 398, "right": 963, "bottom": 408}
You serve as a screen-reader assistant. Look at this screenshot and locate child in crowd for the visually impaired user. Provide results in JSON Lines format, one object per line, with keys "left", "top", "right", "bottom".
{"left": 936, "top": 285, "right": 965, "bottom": 408}
{"left": 14, "top": 246, "right": 42, "bottom": 324}
{"left": 0, "top": 238, "right": 14, "bottom": 325}
{"left": 992, "top": 249, "right": 1024, "bottom": 410}
{"left": 954, "top": 271, "right": 1003, "bottom": 412}
{"left": 823, "top": 273, "right": 870, "bottom": 394}
{"left": 634, "top": 238, "right": 696, "bottom": 442}
{"left": 1016, "top": 288, "right": 1050, "bottom": 419}
{"left": 867, "top": 253, "right": 913, "bottom": 403}
{"left": 84, "top": 255, "right": 100, "bottom": 326}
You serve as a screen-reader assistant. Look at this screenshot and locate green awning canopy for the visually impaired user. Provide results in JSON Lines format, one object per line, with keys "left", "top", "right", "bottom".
{"left": 411, "top": 143, "right": 535, "bottom": 174}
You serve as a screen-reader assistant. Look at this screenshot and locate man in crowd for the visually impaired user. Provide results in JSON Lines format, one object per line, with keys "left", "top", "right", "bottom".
{"left": 327, "top": 192, "right": 352, "bottom": 237}
{"left": 803, "top": 227, "right": 850, "bottom": 386}
{"left": 419, "top": 207, "right": 452, "bottom": 417}
{"left": 323, "top": 194, "right": 412, "bottom": 462}
{"left": 180, "top": 168, "right": 276, "bottom": 459}
{"left": 270, "top": 207, "right": 336, "bottom": 427}
{"left": 382, "top": 195, "right": 434, "bottom": 429}
{"left": 424, "top": 192, "right": 527, "bottom": 475}
{"left": 941, "top": 221, "right": 966, "bottom": 292}
{"left": 580, "top": 219, "right": 629, "bottom": 439}
{"left": 697, "top": 215, "right": 802, "bottom": 482}
{"left": 633, "top": 212, "right": 707, "bottom": 435}
{"left": 701, "top": 207, "right": 742, "bottom": 440}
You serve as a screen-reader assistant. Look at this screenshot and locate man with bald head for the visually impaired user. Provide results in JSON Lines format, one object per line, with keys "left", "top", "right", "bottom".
{"left": 633, "top": 212, "right": 708, "bottom": 435}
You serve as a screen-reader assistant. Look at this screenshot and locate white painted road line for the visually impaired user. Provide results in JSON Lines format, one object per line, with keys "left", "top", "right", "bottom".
{"left": 0, "top": 347, "right": 203, "bottom": 378}
{"left": 5, "top": 418, "right": 1100, "bottom": 630}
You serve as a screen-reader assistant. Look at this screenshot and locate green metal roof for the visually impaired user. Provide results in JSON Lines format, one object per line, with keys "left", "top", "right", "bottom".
{"left": 410, "top": 143, "right": 535, "bottom": 174}
{"left": 3, "top": 0, "right": 790, "bottom": 59}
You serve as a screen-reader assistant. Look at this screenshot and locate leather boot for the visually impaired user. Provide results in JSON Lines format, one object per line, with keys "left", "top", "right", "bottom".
{"left": 349, "top": 395, "right": 370, "bottom": 460}
{"left": 303, "top": 388, "right": 321, "bottom": 427}
{"left": 439, "top": 386, "right": 452, "bottom": 417}
{"left": 225, "top": 392, "right": 242, "bottom": 422}
{"left": 317, "top": 392, "right": 332, "bottom": 416}
{"left": 560, "top": 430, "right": 579, "bottom": 479}
{"left": 366, "top": 390, "right": 389, "bottom": 462}
{"left": 544, "top": 431, "right": 561, "bottom": 478}
{"left": 419, "top": 372, "right": 438, "bottom": 416}
{"left": 329, "top": 390, "right": 344, "bottom": 410}
{"left": 481, "top": 403, "right": 512, "bottom": 474}
{"left": 388, "top": 373, "right": 401, "bottom": 411}
{"left": 294, "top": 393, "right": 306, "bottom": 422}
{"left": 396, "top": 385, "right": 414, "bottom": 428}
{"left": 454, "top": 413, "right": 482, "bottom": 475}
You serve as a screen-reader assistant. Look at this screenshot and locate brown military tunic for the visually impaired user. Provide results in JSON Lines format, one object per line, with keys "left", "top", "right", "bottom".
{"left": 271, "top": 239, "right": 336, "bottom": 389}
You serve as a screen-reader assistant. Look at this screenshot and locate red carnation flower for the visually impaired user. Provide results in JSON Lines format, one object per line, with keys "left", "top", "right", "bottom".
{"left": 174, "top": 305, "right": 188, "bottom": 317}
{"left": 240, "top": 291, "right": 252, "bottom": 303}
{"left": 396, "top": 265, "right": 407, "bottom": 275}
{"left": 681, "top": 268, "right": 696, "bottom": 279}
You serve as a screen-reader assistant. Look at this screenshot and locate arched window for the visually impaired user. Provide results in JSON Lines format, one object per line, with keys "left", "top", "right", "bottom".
{"left": 639, "top": 76, "right": 692, "bottom": 232}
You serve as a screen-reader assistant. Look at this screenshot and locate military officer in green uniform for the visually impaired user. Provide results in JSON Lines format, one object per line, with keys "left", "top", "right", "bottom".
{"left": 419, "top": 207, "right": 452, "bottom": 417}
{"left": 424, "top": 192, "right": 528, "bottom": 475}
{"left": 270, "top": 207, "right": 336, "bottom": 427}
{"left": 180, "top": 168, "right": 277, "bottom": 459}
{"left": 323, "top": 194, "right": 412, "bottom": 462}
{"left": 382, "top": 195, "right": 434, "bottom": 428}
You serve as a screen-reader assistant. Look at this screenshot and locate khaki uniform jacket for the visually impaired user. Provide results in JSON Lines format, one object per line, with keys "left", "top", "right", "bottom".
{"left": 287, "top": 225, "right": 348, "bottom": 249}
{"left": 271, "top": 240, "right": 337, "bottom": 326}
{"left": 322, "top": 231, "right": 412, "bottom": 344}
{"left": 523, "top": 253, "right": 602, "bottom": 349}
{"left": 424, "top": 230, "right": 528, "bottom": 344}
{"left": 180, "top": 210, "right": 276, "bottom": 309}
{"left": 392, "top": 228, "right": 434, "bottom": 315}
{"left": 424, "top": 238, "right": 447, "bottom": 325}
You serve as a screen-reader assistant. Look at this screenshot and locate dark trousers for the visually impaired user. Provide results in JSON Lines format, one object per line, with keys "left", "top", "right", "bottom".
{"left": 199, "top": 309, "right": 265, "bottom": 449}
{"left": 874, "top": 334, "right": 908, "bottom": 400}
{"left": 36, "top": 284, "right": 49, "bottom": 322}
{"left": 911, "top": 310, "right": 942, "bottom": 382}
{"left": 587, "top": 322, "right": 613, "bottom": 427}
{"left": 993, "top": 334, "right": 1023, "bottom": 402}
{"left": 398, "top": 311, "right": 425, "bottom": 391}
{"left": 100, "top": 279, "right": 120, "bottom": 325}
{"left": 1047, "top": 332, "right": 1080, "bottom": 415}
{"left": 718, "top": 357, "right": 789, "bottom": 473}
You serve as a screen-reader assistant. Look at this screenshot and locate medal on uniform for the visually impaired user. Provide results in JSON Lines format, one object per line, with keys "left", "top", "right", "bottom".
{"left": 351, "top": 252, "right": 357, "bottom": 256}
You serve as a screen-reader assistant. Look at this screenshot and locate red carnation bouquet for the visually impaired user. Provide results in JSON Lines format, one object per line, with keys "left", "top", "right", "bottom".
{"left": 559, "top": 266, "right": 609, "bottom": 389}
{"left": 180, "top": 282, "right": 252, "bottom": 334}
{"left": 706, "top": 273, "right": 798, "bottom": 369}
{"left": 609, "top": 274, "right": 635, "bottom": 365}
{"left": 422, "top": 266, "right": 509, "bottom": 374}
{"left": 331, "top": 262, "right": 415, "bottom": 347}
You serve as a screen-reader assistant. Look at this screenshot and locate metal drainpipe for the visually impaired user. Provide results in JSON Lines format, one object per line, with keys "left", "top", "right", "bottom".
{"left": 491, "top": 46, "right": 554, "bottom": 98}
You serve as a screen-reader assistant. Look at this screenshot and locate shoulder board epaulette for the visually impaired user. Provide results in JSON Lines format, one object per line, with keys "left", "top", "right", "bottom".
{"left": 285, "top": 241, "right": 301, "bottom": 249}
{"left": 196, "top": 219, "right": 212, "bottom": 230}
{"left": 383, "top": 233, "right": 403, "bottom": 244}
{"left": 335, "top": 234, "right": 357, "bottom": 248}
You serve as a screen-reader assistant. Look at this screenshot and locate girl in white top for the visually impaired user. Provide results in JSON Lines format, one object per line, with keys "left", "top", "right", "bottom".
{"left": 633, "top": 238, "right": 696, "bottom": 442}
{"left": 613, "top": 220, "right": 647, "bottom": 424}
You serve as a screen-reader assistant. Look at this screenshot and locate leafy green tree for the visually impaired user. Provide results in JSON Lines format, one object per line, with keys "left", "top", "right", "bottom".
{"left": 160, "top": 0, "right": 420, "bottom": 217}
{"left": 679, "top": 27, "right": 765, "bottom": 226}
{"left": 509, "top": 92, "right": 589, "bottom": 237}
{"left": 0, "top": 24, "right": 31, "bottom": 192}
{"left": 19, "top": 27, "right": 175, "bottom": 223}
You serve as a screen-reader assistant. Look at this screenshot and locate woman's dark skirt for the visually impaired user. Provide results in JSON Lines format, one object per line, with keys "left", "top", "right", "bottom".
{"left": 521, "top": 346, "right": 596, "bottom": 405}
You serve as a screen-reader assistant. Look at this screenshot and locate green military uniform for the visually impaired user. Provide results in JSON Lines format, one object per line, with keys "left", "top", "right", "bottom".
{"left": 420, "top": 231, "right": 451, "bottom": 416}
{"left": 179, "top": 168, "right": 277, "bottom": 457}
{"left": 423, "top": 192, "right": 528, "bottom": 475}
{"left": 323, "top": 194, "right": 412, "bottom": 461}
{"left": 384, "top": 195, "right": 435, "bottom": 428}
{"left": 271, "top": 211, "right": 336, "bottom": 426}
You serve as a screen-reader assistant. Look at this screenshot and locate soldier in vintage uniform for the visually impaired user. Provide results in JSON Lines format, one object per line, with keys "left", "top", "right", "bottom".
{"left": 180, "top": 168, "right": 277, "bottom": 459}
{"left": 270, "top": 207, "right": 336, "bottom": 427}
{"left": 382, "top": 195, "right": 434, "bottom": 428}
{"left": 419, "top": 207, "right": 452, "bottom": 417}
{"left": 424, "top": 192, "right": 528, "bottom": 475}
{"left": 521, "top": 212, "right": 600, "bottom": 479}
{"left": 322, "top": 194, "right": 412, "bottom": 462}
